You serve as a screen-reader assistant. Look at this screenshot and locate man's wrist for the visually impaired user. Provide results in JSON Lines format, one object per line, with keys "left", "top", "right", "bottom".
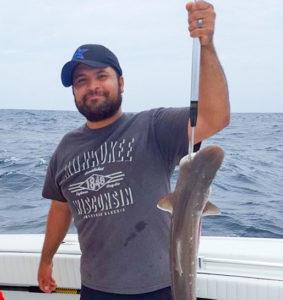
{"left": 201, "top": 41, "right": 215, "bottom": 52}
{"left": 40, "top": 256, "right": 53, "bottom": 265}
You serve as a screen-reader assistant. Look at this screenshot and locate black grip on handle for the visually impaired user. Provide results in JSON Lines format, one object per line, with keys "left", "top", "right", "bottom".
{"left": 190, "top": 101, "right": 198, "bottom": 127}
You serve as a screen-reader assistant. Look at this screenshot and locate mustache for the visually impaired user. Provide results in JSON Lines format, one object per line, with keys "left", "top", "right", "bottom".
{"left": 82, "top": 90, "right": 107, "bottom": 102}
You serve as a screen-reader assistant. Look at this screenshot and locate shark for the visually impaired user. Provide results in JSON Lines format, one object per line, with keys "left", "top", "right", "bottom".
{"left": 157, "top": 145, "right": 224, "bottom": 300}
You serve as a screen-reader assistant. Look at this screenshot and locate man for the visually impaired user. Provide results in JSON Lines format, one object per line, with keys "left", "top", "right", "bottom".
{"left": 38, "top": 1, "right": 230, "bottom": 299}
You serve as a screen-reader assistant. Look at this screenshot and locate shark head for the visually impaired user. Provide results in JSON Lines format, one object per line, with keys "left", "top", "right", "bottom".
{"left": 157, "top": 146, "right": 222, "bottom": 216}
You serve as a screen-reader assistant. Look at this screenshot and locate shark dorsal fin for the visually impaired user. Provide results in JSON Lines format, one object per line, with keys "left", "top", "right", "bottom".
{"left": 157, "top": 193, "right": 174, "bottom": 214}
{"left": 202, "top": 201, "right": 221, "bottom": 216}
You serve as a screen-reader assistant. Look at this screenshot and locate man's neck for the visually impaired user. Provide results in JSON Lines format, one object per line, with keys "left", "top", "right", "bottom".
{"left": 86, "top": 108, "right": 123, "bottom": 129}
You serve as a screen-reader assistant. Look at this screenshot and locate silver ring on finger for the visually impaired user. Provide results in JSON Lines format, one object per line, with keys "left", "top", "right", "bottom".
{"left": 198, "top": 18, "right": 203, "bottom": 29}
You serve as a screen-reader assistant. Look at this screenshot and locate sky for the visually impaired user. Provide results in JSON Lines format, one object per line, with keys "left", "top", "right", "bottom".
{"left": 0, "top": 0, "right": 282, "bottom": 113}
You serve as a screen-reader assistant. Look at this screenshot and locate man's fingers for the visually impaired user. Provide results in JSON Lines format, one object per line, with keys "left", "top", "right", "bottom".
{"left": 186, "top": 1, "right": 213, "bottom": 12}
{"left": 39, "top": 283, "right": 51, "bottom": 293}
{"left": 40, "top": 284, "right": 56, "bottom": 293}
{"left": 186, "top": 2, "right": 193, "bottom": 11}
{"left": 188, "top": 9, "right": 215, "bottom": 24}
{"left": 50, "top": 283, "right": 57, "bottom": 289}
{"left": 186, "top": 0, "right": 216, "bottom": 46}
{"left": 39, "top": 278, "right": 57, "bottom": 293}
{"left": 189, "top": 19, "right": 215, "bottom": 32}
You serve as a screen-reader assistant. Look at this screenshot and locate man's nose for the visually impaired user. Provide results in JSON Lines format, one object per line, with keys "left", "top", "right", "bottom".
{"left": 87, "top": 79, "right": 100, "bottom": 91}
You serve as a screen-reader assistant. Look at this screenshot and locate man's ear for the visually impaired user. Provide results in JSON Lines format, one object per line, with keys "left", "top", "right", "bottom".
{"left": 119, "top": 76, "right": 124, "bottom": 94}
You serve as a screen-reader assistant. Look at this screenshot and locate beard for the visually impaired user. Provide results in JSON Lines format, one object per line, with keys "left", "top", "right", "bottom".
{"left": 74, "top": 89, "right": 122, "bottom": 122}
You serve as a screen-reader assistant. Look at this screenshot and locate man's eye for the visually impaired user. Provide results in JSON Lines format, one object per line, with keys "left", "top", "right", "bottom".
{"left": 75, "top": 78, "right": 85, "bottom": 85}
{"left": 98, "top": 74, "right": 106, "bottom": 79}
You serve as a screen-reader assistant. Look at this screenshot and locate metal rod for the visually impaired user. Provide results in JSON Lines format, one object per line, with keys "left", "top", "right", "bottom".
{"left": 190, "top": 37, "right": 201, "bottom": 103}
{"left": 189, "top": 127, "right": 195, "bottom": 155}
{"left": 188, "top": 0, "right": 202, "bottom": 156}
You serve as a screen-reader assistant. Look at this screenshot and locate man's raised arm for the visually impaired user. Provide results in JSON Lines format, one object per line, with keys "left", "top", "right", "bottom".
{"left": 186, "top": 1, "right": 230, "bottom": 145}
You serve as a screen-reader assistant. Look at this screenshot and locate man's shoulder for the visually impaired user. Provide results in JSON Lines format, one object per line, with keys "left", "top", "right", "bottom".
{"left": 123, "top": 108, "right": 190, "bottom": 126}
{"left": 131, "top": 107, "right": 190, "bottom": 119}
{"left": 57, "top": 124, "right": 85, "bottom": 147}
{"left": 63, "top": 124, "right": 85, "bottom": 138}
{"left": 125, "top": 108, "right": 165, "bottom": 119}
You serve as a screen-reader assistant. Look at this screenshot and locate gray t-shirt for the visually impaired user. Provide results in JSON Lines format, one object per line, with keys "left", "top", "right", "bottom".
{"left": 42, "top": 107, "right": 190, "bottom": 294}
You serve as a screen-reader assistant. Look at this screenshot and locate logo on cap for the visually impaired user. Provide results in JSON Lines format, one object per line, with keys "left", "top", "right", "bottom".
{"left": 73, "top": 48, "right": 88, "bottom": 60}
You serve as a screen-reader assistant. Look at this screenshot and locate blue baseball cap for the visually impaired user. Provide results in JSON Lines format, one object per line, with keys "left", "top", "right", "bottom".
{"left": 61, "top": 44, "right": 123, "bottom": 87}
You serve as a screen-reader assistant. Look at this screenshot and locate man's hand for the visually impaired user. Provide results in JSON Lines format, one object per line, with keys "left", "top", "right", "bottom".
{"left": 186, "top": 1, "right": 216, "bottom": 47}
{"left": 38, "top": 260, "right": 57, "bottom": 293}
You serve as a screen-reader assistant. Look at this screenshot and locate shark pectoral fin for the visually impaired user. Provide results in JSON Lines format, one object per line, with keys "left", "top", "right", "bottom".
{"left": 202, "top": 201, "right": 221, "bottom": 216}
{"left": 157, "top": 193, "right": 174, "bottom": 214}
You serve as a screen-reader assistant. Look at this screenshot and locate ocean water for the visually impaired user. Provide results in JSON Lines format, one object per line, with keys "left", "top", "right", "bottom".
{"left": 0, "top": 109, "right": 282, "bottom": 238}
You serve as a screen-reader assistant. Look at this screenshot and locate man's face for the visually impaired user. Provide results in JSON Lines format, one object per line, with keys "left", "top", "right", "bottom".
{"left": 72, "top": 64, "right": 124, "bottom": 122}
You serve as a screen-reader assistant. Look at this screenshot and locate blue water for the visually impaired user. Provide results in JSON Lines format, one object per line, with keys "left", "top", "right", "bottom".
{"left": 0, "top": 110, "right": 282, "bottom": 238}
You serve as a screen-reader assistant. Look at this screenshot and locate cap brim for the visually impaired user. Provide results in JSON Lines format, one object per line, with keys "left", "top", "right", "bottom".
{"left": 61, "top": 59, "right": 109, "bottom": 87}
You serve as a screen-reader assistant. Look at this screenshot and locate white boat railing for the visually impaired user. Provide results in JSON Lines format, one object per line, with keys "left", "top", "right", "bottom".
{"left": 198, "top": 256, "right": 283, "bottom": 281}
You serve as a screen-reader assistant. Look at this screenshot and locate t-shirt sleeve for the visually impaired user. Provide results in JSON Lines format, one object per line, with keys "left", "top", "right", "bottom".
{"left": 42, "top": 152, "right": 67, "bottom": 202}
{"left": 153, "top": 107, "right": 190, "bottom": 168}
